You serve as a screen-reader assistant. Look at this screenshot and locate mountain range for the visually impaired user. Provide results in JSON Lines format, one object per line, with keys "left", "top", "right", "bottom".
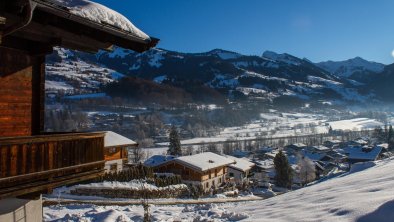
{"left": 45, "top": 47, "right": 394, "bottom": 106}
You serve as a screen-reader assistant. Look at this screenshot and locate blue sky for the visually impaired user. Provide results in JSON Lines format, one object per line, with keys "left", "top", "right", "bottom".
{"left": 95, "top": 0, "right": 394, "bottom": 64}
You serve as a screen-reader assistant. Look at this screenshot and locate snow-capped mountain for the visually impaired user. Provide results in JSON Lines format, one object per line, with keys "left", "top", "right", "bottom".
{"left": 46, "top": 47, "right": 390, "bottom": 105}
{"left": 316, "top": 57, "right": 384, "bottom": 78}
{"left": 45, "top": 47, "right": 124, "bottom": 94}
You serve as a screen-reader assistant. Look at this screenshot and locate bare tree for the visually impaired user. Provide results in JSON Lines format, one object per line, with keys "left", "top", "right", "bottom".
{"left": 131, "top": 146, "right": 146, "bottom": 164}
{"left": 297, "top": 156, "right": 316, "bottom": 186}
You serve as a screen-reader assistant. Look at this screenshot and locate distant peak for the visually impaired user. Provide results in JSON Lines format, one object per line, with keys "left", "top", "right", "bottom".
{"left": 262, "top": 50, "right": 302, "bottom": 66}
{"left": 262, "top": 50, "right": 280, "bottom": 59}
{"left": 205, "top": 48, "right": 241, "bottom": 60}
{"left": 207, "top": 48, "right": 238, "bottom": 54}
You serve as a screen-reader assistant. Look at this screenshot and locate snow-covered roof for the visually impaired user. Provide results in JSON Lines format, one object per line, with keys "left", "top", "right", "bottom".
{"left": 104, "top": 131, "right": 137, "bottom": 148}
{"left": 254, "top": 159, "right": 275, "bottom": 170}
{"left": 376, "top": 143, "right": 389, "bottom": 150}
{"left": 324, "top": 139, "right": 341, "bottom": 144}
{"left": 175, "top": 152, "right": 235, "bottom": 172}
{"left": 310, "top": 145, "right": 330, "bottom": 152}
{"left": 351, "top": 139, "right": 368, "bottom": 145}
{"left": 345, "top": 146, "right": 383, "bottom": 161}
{"left": 43, "top": 0, "right": 150, "bottom": 40}
{"left": 301, "top": 150, "right": 327, "bottom": 161}
{"left": 144, "top": 155, "right": 175, "bottom": 168}
{"left": 286, "top": 143, "right": 307, "bottom": 148}
{"left": 225, "top": 155, "right": 255, "bottom": 172}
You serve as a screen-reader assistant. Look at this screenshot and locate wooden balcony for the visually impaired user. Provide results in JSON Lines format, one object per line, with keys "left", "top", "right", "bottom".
{"left": 0, "top": 132, "right": 105, "bottom": 199}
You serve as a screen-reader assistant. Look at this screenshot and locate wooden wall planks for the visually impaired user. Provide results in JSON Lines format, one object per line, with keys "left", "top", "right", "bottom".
{"left": 0, "top": 47, "right": 45, "bottom": 137}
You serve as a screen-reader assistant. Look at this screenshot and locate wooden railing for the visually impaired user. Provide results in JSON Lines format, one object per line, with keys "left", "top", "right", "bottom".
{"left": 0, "top": 132, "right": 105, "bottom": 198}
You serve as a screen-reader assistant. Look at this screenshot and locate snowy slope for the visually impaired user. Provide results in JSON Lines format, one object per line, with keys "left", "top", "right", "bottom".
{"left": 45, "top": 47, "right": 125, "bottom": 94}
{"left": 225, "top": 158, "right": 394, "bottom": 221}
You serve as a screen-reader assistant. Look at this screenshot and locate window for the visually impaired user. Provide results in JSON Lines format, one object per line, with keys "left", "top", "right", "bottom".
{"left": 206, "top": 182, "right": 209, "bottom": 188}
{"left": 110, "top": 163, "right": 117, "bottom": 172}
{"left": 108, "top": 147, "right": 117, "bottom": 154}
{"left": 229, "top": 172, "right": 234, "bottom": 177}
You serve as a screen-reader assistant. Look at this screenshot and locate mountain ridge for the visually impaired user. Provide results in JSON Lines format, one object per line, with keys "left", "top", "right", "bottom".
{"left": 45, "top": 47, "right": 394, "bottom": 106}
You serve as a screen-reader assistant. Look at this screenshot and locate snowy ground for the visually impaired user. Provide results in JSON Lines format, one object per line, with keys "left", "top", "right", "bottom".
{"left": 44, "top": 203, "right": 249, "bottom": 222}
{"left": 328, "top": 118, "right": 384, "bottom": 131}
{"left": 156, "top": 112, "right": 382, "bottom": 147}
{"left": 44, "top": 158, "right": 394, "bottom": 221}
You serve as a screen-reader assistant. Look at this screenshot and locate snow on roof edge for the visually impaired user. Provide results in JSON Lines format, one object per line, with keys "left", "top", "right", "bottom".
{"left": 37, "top": 0, "right": 151, "bottom": 41}
{"left": 104, "top": 131, "right": 137, "bottom": 148}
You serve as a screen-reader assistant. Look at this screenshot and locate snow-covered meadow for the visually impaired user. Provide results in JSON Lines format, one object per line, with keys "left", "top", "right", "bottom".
{"left": 156, "top": 111, "right": 383, "bottom": 147}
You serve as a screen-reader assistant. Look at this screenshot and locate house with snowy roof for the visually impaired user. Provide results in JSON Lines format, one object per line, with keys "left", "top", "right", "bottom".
{"left": 104, "top": 131, "right": 138, "bottom": 172}
{"left": 153, "top": 152, "right": 235, "bottom": 192}
{"left": 0, "top": 0, "right": 157, "bottom": 221}
{"left": 344, "top": 146, "right": 383, "bottom": 164}
{"left": 323, "top": 139, "right": 342, "bottom": 148}
{"left": 225, "top": 155, "right": 256, "bottom": 185}
{"left": 285, "top": 143, "right": 307, "bottom": 154}
{"left": 306, "top": 145, "right": 330, "bottom": 153}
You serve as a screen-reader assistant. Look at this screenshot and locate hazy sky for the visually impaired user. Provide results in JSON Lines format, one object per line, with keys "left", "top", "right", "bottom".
{"left": 95, "top": 0, "right": 394, "bottom": 64}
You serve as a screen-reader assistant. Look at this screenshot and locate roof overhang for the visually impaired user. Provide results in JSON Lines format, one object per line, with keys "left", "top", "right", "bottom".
{"left": 0, "top": 0, "right": 159, "bottom": 54}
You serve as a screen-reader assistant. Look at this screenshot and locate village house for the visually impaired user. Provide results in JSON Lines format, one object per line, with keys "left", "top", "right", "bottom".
{"left": 225, "top": 155, "right": 256, "bottom": 185}
{"left": 251, "top": 159, "right": 275, "bottom": 187}
{"left": 104, "top": 131, "right": 137, "bottom": 173}
{"left": 149, "top": 152, "right": 235, "bottom": 192}
{"left": 306, "top": 145, "right": 330, "bottom": 153}
{"left": 285, "top": 143, "right": 307, "bottom": 154}
{"left": 0, "top": 0, "right": 157, "bottom": 221}
{"left": 323, "top": 139, "right": 342, "bottom": 148}
{"left": 344, "top": 145, "right": 383, "bottom": 164}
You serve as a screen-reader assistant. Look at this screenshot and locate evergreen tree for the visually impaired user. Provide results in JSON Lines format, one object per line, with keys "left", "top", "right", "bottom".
{"left": 274, "top": 150, "right": 293, "bottom": 189}
{"left": 388, "top": 125, "right": 394, "bottom": 150}
{"left": 168, "top": 125, "right": 182, "bottom": 156}
{"left": 387, "top": 125, "right": 394, "bottom": 143}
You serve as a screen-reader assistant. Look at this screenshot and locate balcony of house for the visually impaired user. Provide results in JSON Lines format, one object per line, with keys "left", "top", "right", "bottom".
{"left": 0, "top": 132, "right": 105, "bottom": 199}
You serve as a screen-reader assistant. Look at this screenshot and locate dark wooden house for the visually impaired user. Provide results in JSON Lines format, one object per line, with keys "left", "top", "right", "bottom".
{"left": 0, "top": 0, "right": 157, "bottom": 204}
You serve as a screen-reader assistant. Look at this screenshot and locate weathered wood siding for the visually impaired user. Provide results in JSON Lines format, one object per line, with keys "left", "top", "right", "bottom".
{"left": 0, "top": 47, "right": 45, "bottom": 137}
{"left": 201, "top": 167, "right": 226, "bottom": 181}
{"left": 155, "top": 161, "right": 227, "bottom": 182}
{"left": 0, "top": 132, "right": 105, "bottom": 198}
{"left": 104, "top": 147, "right": 128, "bottom": 161}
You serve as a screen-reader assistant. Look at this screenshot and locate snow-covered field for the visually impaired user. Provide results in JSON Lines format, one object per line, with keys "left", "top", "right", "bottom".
{"left": 328, "top": 118, "right": 383, "bottom": 131}
{"left": 157, "top": 112, "right": 382, "bottom": 147}
{"left": 44, "top": 158, "right": 394, "bottom": 221}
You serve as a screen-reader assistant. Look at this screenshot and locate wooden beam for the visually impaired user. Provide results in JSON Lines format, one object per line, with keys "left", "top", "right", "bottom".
{"left": 0, "top": 132, "right": 105, "bottom": 146}
{"left": 0, "top": 160, "right": 105, "bottom": 185}
{"left": 1, "top": 35, "right": 53, "bottom": 55}
{"left": 31, "top": 54, "right": 45, "bottom": 135}
{"left": 0, "top": 169, "right": 104, "bottom": 199}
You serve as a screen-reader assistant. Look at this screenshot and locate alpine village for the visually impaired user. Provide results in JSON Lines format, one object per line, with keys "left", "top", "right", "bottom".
{"left": 1, "top": 0, "right": 394, "bottom": 222}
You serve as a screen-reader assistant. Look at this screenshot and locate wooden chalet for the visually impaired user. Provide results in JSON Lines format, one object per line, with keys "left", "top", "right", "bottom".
{"left": 0, "top": 0, "right": 157, "bottom": 220}
{"left": 152, "top": 152, "right": 235, "bottom": 192}
{"left": 104, "top": 131, "right": 137, "bottom": 172}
